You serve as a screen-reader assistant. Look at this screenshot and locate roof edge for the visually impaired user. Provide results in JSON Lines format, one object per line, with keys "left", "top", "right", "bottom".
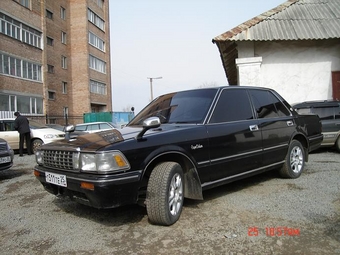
{"left": 212, "top": 0, "right": 299, "bottom": 43}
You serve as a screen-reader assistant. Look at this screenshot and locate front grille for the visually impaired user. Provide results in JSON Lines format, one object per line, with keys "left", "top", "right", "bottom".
{"left": 0, "top": 143, "right": 7, "bottom": 150}
{"left": 43, "top": 150, "right": 75, "bottom": 171}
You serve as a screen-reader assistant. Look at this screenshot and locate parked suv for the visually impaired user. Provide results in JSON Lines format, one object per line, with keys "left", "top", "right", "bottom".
{"left": 0, "top": 119, "right": 65, "bottom": 153}
{"left": 34, "top": 86, "right": 323, "bottom": 226}
{"left": 293, "top": 100, "right": 340, "bottom": 152}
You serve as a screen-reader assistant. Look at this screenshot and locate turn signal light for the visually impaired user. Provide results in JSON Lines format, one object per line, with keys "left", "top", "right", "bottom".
{"left": 80, "top": 182, "right": 94, "bottom": 190}
{"left": 34, "top": 170, "right": 40, "bottom": 177}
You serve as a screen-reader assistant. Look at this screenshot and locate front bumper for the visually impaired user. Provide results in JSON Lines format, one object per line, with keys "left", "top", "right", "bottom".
{"left": 34, "top": 165, "right": 142, "bottom": 209}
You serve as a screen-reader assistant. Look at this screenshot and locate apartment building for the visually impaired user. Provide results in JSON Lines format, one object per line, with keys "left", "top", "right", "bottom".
{"left": 0, "top": 0, "right": 112, "bottom": 124}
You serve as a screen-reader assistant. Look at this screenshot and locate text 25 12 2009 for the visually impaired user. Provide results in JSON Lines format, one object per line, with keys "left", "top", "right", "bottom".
{"left": 248, "top": 226, "right": 300, "bottom": 237}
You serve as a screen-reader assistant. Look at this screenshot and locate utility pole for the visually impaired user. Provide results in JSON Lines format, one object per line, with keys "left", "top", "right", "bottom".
{"left": 147, "top": 77, "right": 162, "bottom": 101}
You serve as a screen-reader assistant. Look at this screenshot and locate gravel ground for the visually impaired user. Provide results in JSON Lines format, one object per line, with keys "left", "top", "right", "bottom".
{"left": 0, "top": 149, "right": 339, "bottom": 255}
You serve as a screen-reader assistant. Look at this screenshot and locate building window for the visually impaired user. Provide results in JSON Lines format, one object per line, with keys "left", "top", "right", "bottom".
{"left": 48, "top": 91, "right": 56, "bottom": 100}
{"left": 46, "top": 36, "right": 53, "bottom": 46}
{"left": 94, "top": 0, "right": 104, "bottom": 9}
{"left": 63, "top": 107, "right": 68, "bottom": 117}
{"left": 88, "top": 9, "right": 104, "bottom": 30}
{"left": 46, "top": 9, "right": 53, "bottom": 19}
{"left": 47, "top": 64, "right": 54, "bottom": 73}
{"left": 61, "top": 56, "right": 67, "bottom": 69}
{"left": 89, "top": 55, "right": 106, "bottom": 73}
{"left": 0, "top": 52, "right": 42, "bottom": 82}
{"left": 60, "top": 7, "right": 66, "bottom": 20}
{"left": 62, "top": 81, "right": 67, "bottom": 94}
{"left": 89, "top": 31, "right": 105, "bottom": 51}
{"left": 61, "top": 31, "right": 67, "bottom": 44}
{"left": 0, "top": 93, "right": 43, "bottom": 114}
{"left": 90, "top": 80, "right": 106, "bottom": 95}
{"left": 13, "top": 0, "right": 30, "bottom": 8}
{"left": 0, "top": 12, "right": 42, "bottom": 49}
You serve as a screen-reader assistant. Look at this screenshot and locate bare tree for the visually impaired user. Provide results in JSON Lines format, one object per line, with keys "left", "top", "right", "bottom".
{"left": 197, "top": 82, "right": 219, "bottom": 88}
{"left": 121, "top": 105, "right": 134, "bottom": 112}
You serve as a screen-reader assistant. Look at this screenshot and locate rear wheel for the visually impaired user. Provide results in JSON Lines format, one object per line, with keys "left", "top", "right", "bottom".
{"left": 279, "top": 140, "right": 305, "bottom": 178}
{"left": 31, "top": 139, "right": 43, "bottom": 153}
{"left": 335, "top": 136, "right": 340, "bottom": 152}
{"left": 146, "top": 162, "right": 184, "bottom": 226}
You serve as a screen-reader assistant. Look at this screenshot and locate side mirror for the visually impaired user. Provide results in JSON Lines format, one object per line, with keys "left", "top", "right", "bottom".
{"left": 65, "top": 125, "right": 75, "bottom": 132}
{"left": 65, "top": 125, "right": 75, "bottom": 140}
{"left": 136, "top": 117, "right": 161, "bottom": 140}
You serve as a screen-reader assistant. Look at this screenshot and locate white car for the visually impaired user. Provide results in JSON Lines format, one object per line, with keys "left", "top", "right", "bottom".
{"left": 0, "top": 118, "right": 65, "bottom": 153}
{"left": 74, "top": 122, "right": 118, "bottom": 133}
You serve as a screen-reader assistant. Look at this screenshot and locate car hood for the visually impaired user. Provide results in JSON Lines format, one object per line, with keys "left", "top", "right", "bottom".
{"left": 40, "top": 124, "right": 194, "bottom": 152}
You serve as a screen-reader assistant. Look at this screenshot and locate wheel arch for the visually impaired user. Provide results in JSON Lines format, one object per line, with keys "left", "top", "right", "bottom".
{"left": 142, "top": 148, "right": 203, "bottom": 201}
{"left": 291, "top": 133, "right": 309, "bottom": 161}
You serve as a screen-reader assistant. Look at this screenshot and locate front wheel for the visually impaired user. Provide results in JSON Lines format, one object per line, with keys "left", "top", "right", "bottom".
{"left": 31, "top": 139, "right": 43, "bottom": 153}
{"left": 146, "top": 162, "right": 184, "bottom": 226}
{"left": 279, "top": 140, "right": 305, "bottom": 178}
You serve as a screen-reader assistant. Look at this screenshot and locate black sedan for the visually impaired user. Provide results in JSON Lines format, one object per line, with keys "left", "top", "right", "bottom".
{"left": 34, "top": 86, "right": 323, "bottom": 226}
{"left": 0, "top": 138, "right": 14, "bottom": 171}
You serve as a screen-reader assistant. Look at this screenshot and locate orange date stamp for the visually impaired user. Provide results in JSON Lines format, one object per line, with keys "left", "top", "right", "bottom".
{"left": 248, "top": 226, "right": 300, "bottom": 237}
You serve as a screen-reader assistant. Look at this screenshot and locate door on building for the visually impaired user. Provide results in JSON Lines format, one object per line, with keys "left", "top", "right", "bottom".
{"left": 332, "top": 71, "right": 340, "bottom": 100}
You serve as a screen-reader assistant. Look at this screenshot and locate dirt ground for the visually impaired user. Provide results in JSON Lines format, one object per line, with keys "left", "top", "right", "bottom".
{"left": 0, "top": 149, "right": 339, "bottom": 255}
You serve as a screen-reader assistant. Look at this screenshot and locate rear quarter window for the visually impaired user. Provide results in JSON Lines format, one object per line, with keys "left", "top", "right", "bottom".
{"left": 249, "top": 90, "right": 290, "bottom": 118}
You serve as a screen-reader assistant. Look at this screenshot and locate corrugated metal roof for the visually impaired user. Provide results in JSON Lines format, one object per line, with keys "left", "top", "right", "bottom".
{"left": 213, "top": 0, "right": 340, "bottom": 42}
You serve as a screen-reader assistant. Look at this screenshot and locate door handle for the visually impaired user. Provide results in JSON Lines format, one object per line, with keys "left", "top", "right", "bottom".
{"left": 287, "top": 121, "right": 294, "bottom": 126}
{"left": 249, "top": 125, "right": 259, "bottom": 131}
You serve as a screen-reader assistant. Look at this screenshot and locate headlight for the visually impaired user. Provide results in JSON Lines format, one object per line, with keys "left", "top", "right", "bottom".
{"left": 6, "top": 143, "right": 11, "bottom": 150}
{"left": 36, "top": 150, "right": 44, "bottom": 164}
{"left": 44, "top": 134, "right": 58, "bottom": 139}
{"left": 79, "top": 151, "right": 130, "bottom": 173}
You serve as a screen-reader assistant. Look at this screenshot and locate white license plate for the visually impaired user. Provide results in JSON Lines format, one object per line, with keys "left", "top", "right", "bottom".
{"left": 45, "top": 172, "right": 67, "bottom": 187}
{"left": 0, "top": 156, "right": 11, "bottom": 164}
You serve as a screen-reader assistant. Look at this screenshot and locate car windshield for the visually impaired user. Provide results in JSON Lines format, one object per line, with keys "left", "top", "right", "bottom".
{"left": 29, "top": 120, "right": 48, "bottom": 129}
{"left": 129, "top": 89, "right": 217, "bottom": 126}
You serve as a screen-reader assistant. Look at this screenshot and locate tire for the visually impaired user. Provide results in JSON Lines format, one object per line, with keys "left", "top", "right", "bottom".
{"left": 335, "top": 136, "right": 340, "bottom": 153}
{"left": 31, "top": 139, "right": 43, "bottom": 153}
{"left": 279, "top": 140, "right": 305, "bottom": 178}
{"left": 146, "top": 162, "right": 184, "bottom": 226}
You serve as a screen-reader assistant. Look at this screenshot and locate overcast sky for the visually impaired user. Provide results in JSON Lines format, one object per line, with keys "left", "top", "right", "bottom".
{"left": 109, "top": 0, "right": 284, "bottom": 113}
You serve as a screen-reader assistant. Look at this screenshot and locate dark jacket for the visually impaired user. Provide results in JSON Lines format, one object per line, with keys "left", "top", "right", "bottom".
{"left": 14, "top": 115, "right": 31, "bottom": 134}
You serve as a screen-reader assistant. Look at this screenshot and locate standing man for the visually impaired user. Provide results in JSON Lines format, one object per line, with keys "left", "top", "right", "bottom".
{"left": 14, "top": 112, "right": 32, "bottom": 156}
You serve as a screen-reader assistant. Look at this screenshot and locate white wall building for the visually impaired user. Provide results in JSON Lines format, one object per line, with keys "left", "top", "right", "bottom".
{"left": 213, "top": 0, "right": 340, "bottom": 104}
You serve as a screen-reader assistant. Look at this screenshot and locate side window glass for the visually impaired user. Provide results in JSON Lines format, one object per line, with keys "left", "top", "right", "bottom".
{"left": 313, "top": 107, "right": 334, "bottom": 120}
{"left": 335, "top": 105, "right": 340, "bottom": 119}
{"left": 249, "top": 90, "right": 278, "bottom": 119}
{"left": 100, "top": 123, "right": 110, "bottom": 129}
{"left": 210, "top": 89, "right": 253, "bottom": 123}
{"left": 75, "top": 125, "right": 87, "bottom": 131}
{"left": 3, "top": 121, "right": 14, "bottom": 131}
{"left": 295, "top": 108, "right": 311, "bottom": 114}
{"left": 88, "top": 124, "right": 99, "bottom": 131}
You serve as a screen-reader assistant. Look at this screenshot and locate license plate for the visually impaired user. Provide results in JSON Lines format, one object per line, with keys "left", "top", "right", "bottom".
{"left": 0, "top": 156, "right": 11, "bottom": 164}
{"left": 45, "top": 172, "right": 67, "bottom": 187}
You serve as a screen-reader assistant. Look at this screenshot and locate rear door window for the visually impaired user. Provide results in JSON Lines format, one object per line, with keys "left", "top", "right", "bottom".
{"left": 209, "top": 89, "right": 253, "bottom": 123}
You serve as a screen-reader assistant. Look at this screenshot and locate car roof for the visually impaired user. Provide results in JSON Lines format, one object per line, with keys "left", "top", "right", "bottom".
{"left": 293, "top": 100, "right": 340, "bottom": 108}
{"left": 76, "top": 122, "right": 112, "bottom": 126}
